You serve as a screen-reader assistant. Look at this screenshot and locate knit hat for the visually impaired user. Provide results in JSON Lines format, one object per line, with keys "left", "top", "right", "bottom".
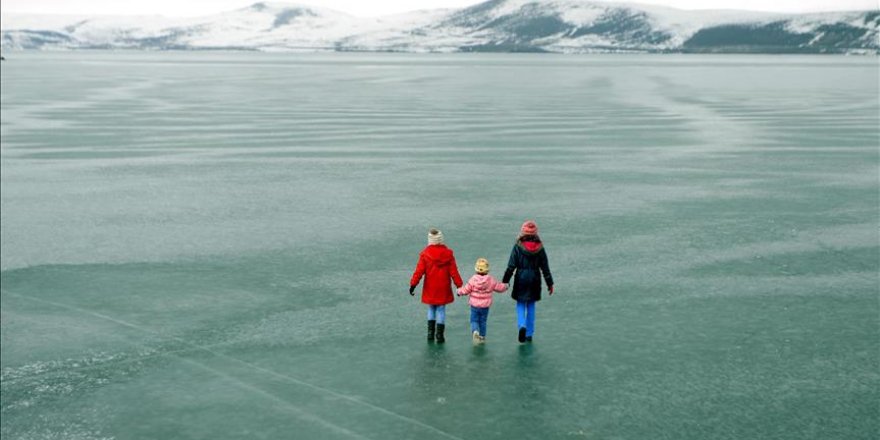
{"left": 427, "top": 228, "right": 444, "bottom": 245}
{"left": 520, "top": 220, "right": 538, "bottom": 237}
{"left": 475, "top": 258, "right": 490, "bottom": 274}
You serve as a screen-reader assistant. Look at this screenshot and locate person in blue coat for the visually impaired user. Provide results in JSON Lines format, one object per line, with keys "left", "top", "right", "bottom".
{"left": 502, "top": 220, "right": 554, "bottom": 343}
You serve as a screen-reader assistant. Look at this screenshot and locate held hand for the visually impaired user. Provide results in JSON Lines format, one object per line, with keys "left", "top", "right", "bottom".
{"left": 409, "top": 285, "right": 416, "bottom": 296}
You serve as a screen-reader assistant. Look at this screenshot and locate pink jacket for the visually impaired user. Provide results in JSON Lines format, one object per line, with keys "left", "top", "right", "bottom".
{"left": 457, "top": 274, "right": 508, "bottom": 308}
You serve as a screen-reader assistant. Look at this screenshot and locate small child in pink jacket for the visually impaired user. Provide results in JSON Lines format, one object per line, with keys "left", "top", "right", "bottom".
{"left": 457, "top": 258, "right": 508, "bottom": 343}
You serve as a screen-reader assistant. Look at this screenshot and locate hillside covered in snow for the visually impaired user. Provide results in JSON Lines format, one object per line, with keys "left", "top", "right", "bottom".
{"left": 2, "top": 1, "right": 878, "bottom": 54}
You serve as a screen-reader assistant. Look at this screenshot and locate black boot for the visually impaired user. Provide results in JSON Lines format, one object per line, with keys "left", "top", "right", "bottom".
{"left": 518, "top": 327, "right": 527, "bottom": 343}
{"left": 427, "top": 320, "right": 436, "bottom": 342}
{"left": 435, "top": 324, "right": 446, "bottom": 343}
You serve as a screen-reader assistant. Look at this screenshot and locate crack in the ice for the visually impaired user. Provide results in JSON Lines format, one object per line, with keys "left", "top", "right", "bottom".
{"left": 1, "top": 289, "right": 466, "bottom": 440}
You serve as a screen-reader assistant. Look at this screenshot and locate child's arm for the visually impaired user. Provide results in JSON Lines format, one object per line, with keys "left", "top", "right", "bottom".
{"left": 492, "top": 277, "right": 508, "bottom": 293}
{"left": 457, "top": 280, "right": 473, "bottom": 296}
{"left": 410, "top": 253, "right": 426, "bottom": 294}
{"left": 539, "top": 249, "right": 554, "bottom": 294}
{"left": 502, "top": 245, "right": 517, "bottom": 284}
{"left": 449, "top": 252, "right": 464, "bottom": 289}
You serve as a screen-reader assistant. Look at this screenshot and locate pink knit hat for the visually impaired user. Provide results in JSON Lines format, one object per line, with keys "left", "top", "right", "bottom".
{"left": 520, "top": 220, "right": 538, "bottom": 236}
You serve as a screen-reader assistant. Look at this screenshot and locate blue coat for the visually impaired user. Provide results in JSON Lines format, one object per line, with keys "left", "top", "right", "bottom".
{"left": 502, "top": 238, "right": 553, "bottom": 302}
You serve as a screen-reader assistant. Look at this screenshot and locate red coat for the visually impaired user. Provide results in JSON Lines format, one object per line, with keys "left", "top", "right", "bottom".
{"left": 410, "top": 244, "right": 463, "bottom": 306}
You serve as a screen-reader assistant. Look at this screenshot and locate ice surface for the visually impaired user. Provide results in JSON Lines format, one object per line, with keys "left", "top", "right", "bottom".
{"left": 1, "top": 52, "right": 878, "bottom": 440}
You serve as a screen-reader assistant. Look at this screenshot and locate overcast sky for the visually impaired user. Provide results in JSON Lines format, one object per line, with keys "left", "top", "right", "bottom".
{"left": 2, "top": 0, "right": 877, "bottom": 17}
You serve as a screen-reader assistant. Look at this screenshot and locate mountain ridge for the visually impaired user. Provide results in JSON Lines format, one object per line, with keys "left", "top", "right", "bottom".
{"left": 2, "top": 0, "right": 878, "bottom": 54}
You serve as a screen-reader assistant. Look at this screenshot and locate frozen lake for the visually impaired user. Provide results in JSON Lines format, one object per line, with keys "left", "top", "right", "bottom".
{"left": 1, "top": 52, "right": 878, "bottom": 440}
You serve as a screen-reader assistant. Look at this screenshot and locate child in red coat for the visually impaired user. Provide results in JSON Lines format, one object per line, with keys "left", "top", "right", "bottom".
{"left": 410, "top": 228, "right": 463, "bottom": 343}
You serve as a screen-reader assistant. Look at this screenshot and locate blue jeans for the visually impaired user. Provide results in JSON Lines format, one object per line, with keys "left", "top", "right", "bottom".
{"left": 470, "top": 306, "right": 490, "bottom": 337}
{"left": 427, "top": 305, "right": 446, "bottom": 324}
{"left": 516, "top": 301, "right": 536, "bottom": 337}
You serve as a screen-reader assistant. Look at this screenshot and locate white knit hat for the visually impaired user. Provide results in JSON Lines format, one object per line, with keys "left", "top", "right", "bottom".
{"left": 427, "top": 228, "right": 444, "bottom": 245}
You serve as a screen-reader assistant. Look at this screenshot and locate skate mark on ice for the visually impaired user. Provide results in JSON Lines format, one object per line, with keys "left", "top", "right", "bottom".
{"left": 1, "top": 291, "right": 368, "bottom": 440}
{"left": 1, "top": 290, "right": 466, "bottom": 440}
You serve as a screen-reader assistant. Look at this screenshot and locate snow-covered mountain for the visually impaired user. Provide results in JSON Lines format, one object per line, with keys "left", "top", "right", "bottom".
{"left": 1, "top": 3, "right": 377, "bottom": 51}
{"left": 2, "top": 1, "right": 878, "bottom": 54}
